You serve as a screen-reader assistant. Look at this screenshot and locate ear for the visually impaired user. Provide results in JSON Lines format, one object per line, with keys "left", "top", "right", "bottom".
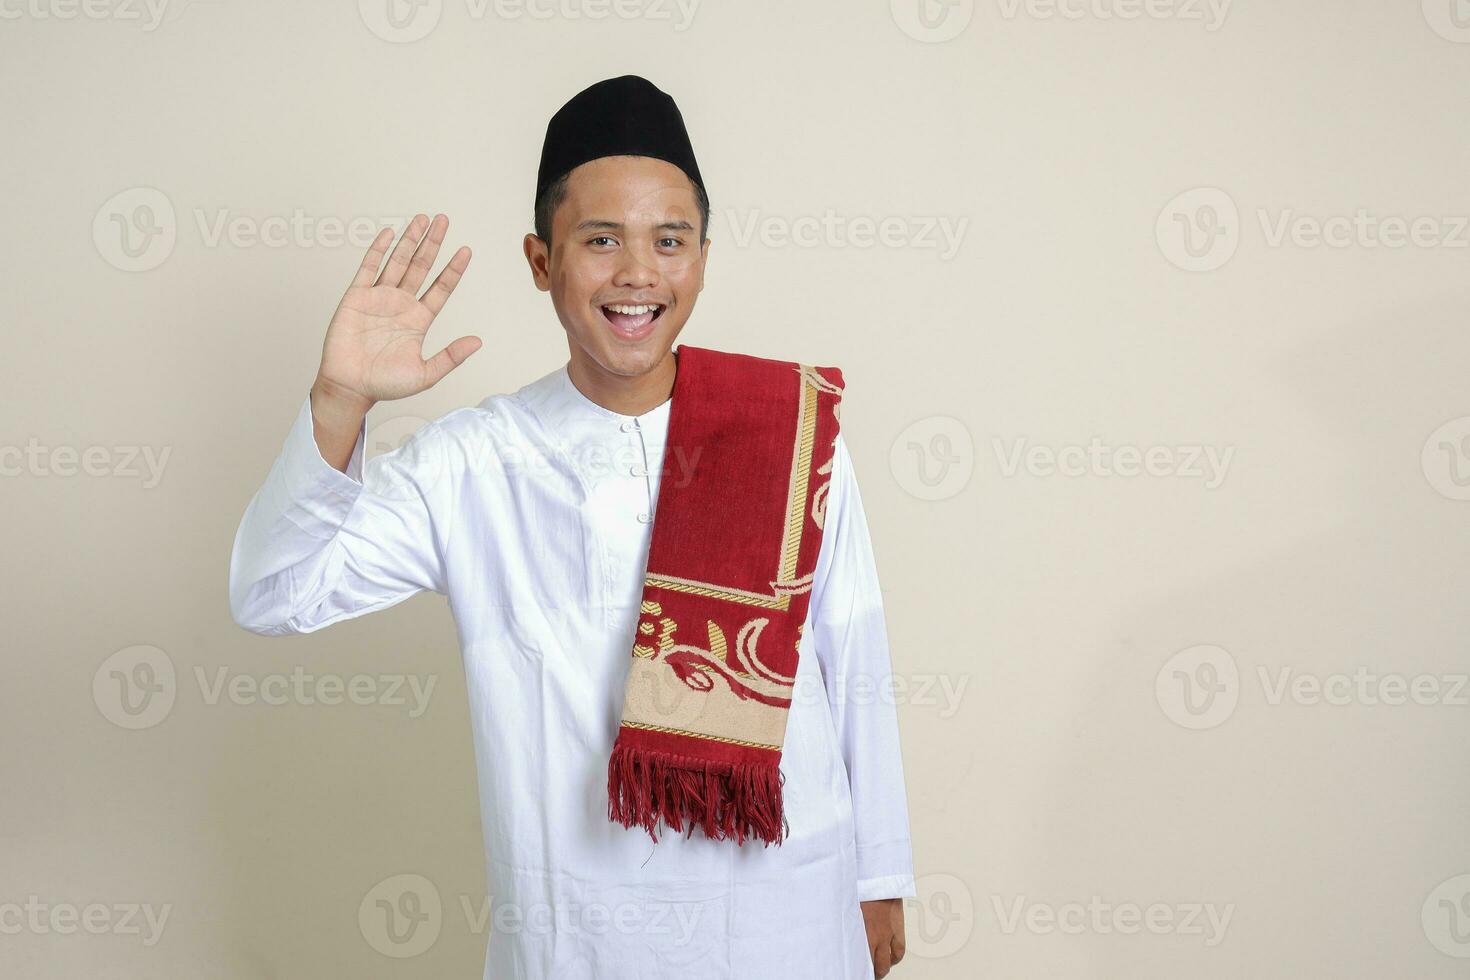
{"left": 696, "top": 237, "right": 710, "bottom": 293}
{"left": 523, "top": 233, "right": 551, "bottom": 292}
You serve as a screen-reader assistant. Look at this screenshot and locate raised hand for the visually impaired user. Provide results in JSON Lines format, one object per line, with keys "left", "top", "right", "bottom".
{"left": 309, "top": 214, "right": 479, "bottom": 471}
{"left": 316, "top": 213, "right": 480, "bottom": 410}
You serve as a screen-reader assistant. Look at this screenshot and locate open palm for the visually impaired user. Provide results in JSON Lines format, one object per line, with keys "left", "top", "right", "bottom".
{"left": 317, "top": 213, "right": 480, "bottom": 408}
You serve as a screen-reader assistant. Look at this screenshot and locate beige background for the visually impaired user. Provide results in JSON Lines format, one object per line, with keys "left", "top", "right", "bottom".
{"left": 4, "top": 1, "right": 1470, "bottom": 976}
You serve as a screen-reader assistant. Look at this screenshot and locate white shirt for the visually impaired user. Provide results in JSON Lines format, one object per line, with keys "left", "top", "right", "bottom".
{"left": 228, "top": 360, "right": 916, "bottom": 980}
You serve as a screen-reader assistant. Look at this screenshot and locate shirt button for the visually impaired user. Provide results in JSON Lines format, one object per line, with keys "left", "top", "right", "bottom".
{"left": 637, "top": 512, "right": 653, "bottom": 523}
{"left": 619, "top": 421, "right": 636, "bottom": 432}
{"left": 629, "top": 465, "right": 647, "bottom": 477}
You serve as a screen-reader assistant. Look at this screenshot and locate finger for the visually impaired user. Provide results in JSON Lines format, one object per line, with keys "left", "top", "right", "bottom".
{"left": 890, "top": 933, "right": 905, "bottom": 965}
{"left": 375, "top": 213, "right": 430, "bottom": 289}
{"left": 871, "top": 941, "right": 892, "bottom": 978}
{"left": 400, "top": 213, "right": 448, "bottom": 295}
{"left": 350, "top": 226, "right": 394, "bottom": 288}
{"left": 420, "top": 245, "right": 472, "bottom": 317}
{"left": 422, "top": 335, "right": 482, "bottom": 388}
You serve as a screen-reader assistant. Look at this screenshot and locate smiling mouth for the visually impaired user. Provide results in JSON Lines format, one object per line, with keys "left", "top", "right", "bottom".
{"left": 599, "top": 302, "right": 666, "bottom": 340}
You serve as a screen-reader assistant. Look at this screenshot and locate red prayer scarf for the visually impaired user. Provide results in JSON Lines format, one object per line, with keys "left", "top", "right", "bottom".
{"left": 607, "top": 344, "right": 845, "bottom": 846}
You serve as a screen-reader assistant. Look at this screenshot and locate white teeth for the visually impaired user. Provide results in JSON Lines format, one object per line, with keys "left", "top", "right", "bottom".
{"left": 604, "top": 304, "right": 660, "bottom": 315}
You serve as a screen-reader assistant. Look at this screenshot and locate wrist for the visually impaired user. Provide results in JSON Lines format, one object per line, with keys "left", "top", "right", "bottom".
{"left": 310, "top": 374, "right": 375, "bottom": 421}
{"left": 309, "top": 375, "right": 371, "bottom": 473}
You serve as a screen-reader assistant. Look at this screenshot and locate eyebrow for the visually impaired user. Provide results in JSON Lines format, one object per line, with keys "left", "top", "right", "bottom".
{"left": 575, "top": 218, "right": 696, "bottom": 233}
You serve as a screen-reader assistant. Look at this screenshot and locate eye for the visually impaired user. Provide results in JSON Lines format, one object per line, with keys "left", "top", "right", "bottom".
{"left": 588, "top": 235, "right": 617, "bottom": 247}
{"left": 656, "top": 237, "right": 684, "bottom": 249}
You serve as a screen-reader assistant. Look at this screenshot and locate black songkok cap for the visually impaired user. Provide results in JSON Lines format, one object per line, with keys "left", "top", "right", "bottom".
{"left": 535, "top": 75, "right": 705, "bottom": 205}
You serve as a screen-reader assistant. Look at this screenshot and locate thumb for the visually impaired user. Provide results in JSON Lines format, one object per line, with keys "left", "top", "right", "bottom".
{"left": 423, "top": 335, "right": 482, "bottom": 388}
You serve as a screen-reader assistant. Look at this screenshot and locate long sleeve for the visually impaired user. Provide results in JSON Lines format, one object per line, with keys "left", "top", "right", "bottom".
{"left": 228, "top": 395, "right": 449, "bottom": 635}
{"left": 809, "top": 431, "right": 918, "bottom": 903}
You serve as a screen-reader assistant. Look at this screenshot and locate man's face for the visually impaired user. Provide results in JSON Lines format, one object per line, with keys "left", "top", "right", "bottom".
{"left": 524, "top": 155, "right": 709, "bottom": 382}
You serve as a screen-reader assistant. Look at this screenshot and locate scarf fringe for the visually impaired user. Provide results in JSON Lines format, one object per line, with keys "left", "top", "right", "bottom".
{"left": 607, "top": 743, "right": 788, "bottom": 847}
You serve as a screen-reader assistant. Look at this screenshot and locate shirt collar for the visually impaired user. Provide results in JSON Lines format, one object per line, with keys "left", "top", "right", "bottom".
{"left": 521, "top": 361, "right": 672, "bottom": 434}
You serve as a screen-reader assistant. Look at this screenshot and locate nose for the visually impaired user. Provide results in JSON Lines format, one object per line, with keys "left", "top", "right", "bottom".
{"left": 611, "top": 243, "right": 659, "bottom": 290}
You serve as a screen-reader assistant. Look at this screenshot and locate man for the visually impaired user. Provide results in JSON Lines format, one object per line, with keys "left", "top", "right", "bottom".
{"left": 229, "top": 75, "right": 915, "bottom": 979}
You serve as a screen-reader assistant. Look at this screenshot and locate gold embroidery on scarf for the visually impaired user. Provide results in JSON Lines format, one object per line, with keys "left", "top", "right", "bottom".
{"left": 633, "top": 600, "right": 675, "bottom": 659}
{"left": 632, "top": 605, "right": 764, "bottom": 681}
{"left": 619, "top": 720, "right": 780, "bottom": 751}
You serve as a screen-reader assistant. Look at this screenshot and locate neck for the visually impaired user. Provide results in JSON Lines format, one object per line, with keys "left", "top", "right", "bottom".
{"left": 566, "top": 348, "right": 677, "bottom": 416}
